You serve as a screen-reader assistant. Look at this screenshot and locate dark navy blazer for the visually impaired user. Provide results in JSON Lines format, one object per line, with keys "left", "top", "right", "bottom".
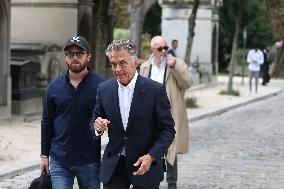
{"left": 93, "top": 75, "right": 175, "bottom": 188}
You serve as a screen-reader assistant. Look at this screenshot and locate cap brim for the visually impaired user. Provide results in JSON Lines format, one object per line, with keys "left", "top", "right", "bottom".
{"left": 64, "top": 43, "right": 89, "bottom": 52}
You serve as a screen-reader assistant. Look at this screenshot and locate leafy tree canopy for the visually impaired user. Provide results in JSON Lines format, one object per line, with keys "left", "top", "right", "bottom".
{"left": 219, "top": 0, "right": 274, "bottom": 71}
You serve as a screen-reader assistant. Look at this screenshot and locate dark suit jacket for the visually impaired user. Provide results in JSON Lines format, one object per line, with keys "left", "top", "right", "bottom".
{"left": 94, "top": 75, "right": 175, "bottom": 188}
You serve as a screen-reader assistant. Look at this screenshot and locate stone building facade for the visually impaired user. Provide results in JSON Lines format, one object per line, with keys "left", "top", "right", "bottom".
{"left": 1, "top": 0, "right": 222, "bottom": 116}
{"left": 160, "top": 0, "right": 222, "bottom": 84}
{"left": 0, "top": 0, "right": 96, "bottom": 116}
{"left": 0, "top": 0, "right": 11, "bottom": 118}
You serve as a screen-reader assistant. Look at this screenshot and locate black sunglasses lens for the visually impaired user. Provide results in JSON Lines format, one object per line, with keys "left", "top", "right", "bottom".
{"left": 75, "top": 51, "right": 84, "bottom": 58}
{"left": 66, "top": 52, "right": 74, "bottom": 58}
{"left": 157, "top": 47, "right": 163, "bottom": 52}
{"left": 157, "top": 46, "right": 169, "bottom": 52}
{"left": 65, "top": 51, "right": 84, "bottom": 58}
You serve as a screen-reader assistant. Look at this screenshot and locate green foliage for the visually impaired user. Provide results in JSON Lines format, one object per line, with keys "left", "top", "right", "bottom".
{"left": 218, "top": 71, "right": 229, "bottom": 76}
{"left": 140, "top": 33, "right": 152, "bottom": 59}
{"left": 113, "top": 28, "right": 130, "bottom": 40}
{"left": 236, "top": 49, "right": 248, "bottom": 65}
{"left": 234, "top": 48, "right": 249, "bottom": 76}
{"left": 185, "top": 96, "right": 198, "bottom": 108}
{"left": 143, "top": 3, "right": 162, "bottom": 37}
{"left": 196, "top": 67, "right": 207, "bottom": 74}
{"left": 220, "top": 89, "right": 240, "bottom": 96}
{"left": 219, "top": 0, "right": 274, "bottom": 72}
{"left": 114, "top": 0, "right": 129, "bottom": 28}
{"left": 268, "top": 46, "right": 277, "bottom": 63}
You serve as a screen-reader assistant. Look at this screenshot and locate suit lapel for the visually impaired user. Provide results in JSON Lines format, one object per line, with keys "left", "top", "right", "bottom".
{"left": 165, "top": 64, "right": 171, "bottom": 84}
{"left": 126, "top": 75, "right": 144, "bottom": 133}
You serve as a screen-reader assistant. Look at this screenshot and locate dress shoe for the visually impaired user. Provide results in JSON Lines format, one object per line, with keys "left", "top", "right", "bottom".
{"left": 168, "top": 183, "right": 177, "bottom": 189}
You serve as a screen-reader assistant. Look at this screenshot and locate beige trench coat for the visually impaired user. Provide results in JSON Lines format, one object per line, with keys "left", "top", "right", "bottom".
{"left": 140, "top": 55, "right": 193, "bottom": 165}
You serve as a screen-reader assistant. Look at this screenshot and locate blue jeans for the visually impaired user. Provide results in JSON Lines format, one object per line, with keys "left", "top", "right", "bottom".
{"left": 50, "top": 158, "right": 100, "bottom": 189}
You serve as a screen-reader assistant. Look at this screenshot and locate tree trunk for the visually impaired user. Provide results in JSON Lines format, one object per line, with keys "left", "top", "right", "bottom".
{"left": 265, "top": 0, "right": 284, "bottom": 78}
{"left": 129, "top": 0, "right": 157, "bottom": 57}
{"left": 272, "top": 45, "right": 284, "bottom": 78}
{"left": 93, "top": 0, "right": 112, "bottom": 77}
{"left": 227, "top": 22, "right": 239, "bottom": 92}
{"left": 184, "top": 0, "right": 199, "bottom": 66}
{"left": 77, "top": 0, "right": 96, "bottom": 70}
{"left": 106, "top": 0, "right": 115, "bottom": 78}
{"left": 227, "top": 0, "right": 243, "bottom": 92}
{"left": 129, "top": 0, "right": 143, "bottom": 57}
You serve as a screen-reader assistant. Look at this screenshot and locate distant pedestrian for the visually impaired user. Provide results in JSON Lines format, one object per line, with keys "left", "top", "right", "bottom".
{"left": 168, "top": 39, "right": 178, "bottom": 57}
{"left": 247, "top": 47, "right": 264, "bottom": 93}
{"left": 261, "top": 48, "right": 270, "bottom": 86}
{"left": 40, "top": 35, "right": 105, "bottom": 189}
{"left": 140, "top": 36, "right": 193, "bottom": 189}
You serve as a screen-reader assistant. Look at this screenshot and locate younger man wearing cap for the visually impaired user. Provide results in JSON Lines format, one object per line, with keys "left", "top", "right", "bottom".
{"left": 40, "top": 36, "right": 105, "bottom": 189}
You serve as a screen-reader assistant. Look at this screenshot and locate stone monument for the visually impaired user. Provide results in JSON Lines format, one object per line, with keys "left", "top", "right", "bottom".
{"left": 160, "top": 0, "right": 222, "bottom": 84}
{"left": 0, "top": 0, "right": 11, "bottom": 118}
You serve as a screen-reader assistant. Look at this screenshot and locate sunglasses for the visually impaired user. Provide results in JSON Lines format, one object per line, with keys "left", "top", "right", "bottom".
{"left": 156, "top": 46, "right": 169, "bottom": 52}
{"left": 65, "top": 51, "right": 86, "bottom": 59}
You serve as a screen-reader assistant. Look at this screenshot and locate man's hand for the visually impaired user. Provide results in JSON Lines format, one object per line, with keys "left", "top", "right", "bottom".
{"left": 40, "top": 156, "right": 50, "bottom": 173}
{"left": 167, "top": 54, "right": 176, "bottom": 67}
{"left": 133, "top": 154, "right": 154, "bottom": 176}
{"left": 94, "top": 117, "right": 110, "bottom": 132}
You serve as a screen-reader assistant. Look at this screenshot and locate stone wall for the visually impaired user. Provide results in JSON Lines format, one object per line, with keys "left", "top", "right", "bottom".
{"left": 0, "top": 0, "right": 11, "bottom": 118}
{"left": 160, "top": 1, "right": 220, "bottom": 84}
{"left": 11, "top": 0, "right": 78, "bottom": 44}
{"left": 7, "top": 0, "right": 80, "bottom": 115}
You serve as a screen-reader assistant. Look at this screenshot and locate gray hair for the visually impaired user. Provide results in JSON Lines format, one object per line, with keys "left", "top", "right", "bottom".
{"left": 105, "top": 40, "right": 137, "bottom": 57}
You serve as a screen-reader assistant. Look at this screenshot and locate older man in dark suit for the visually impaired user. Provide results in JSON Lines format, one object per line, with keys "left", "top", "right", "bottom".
{"left": 92, "top": 40, "right": 175, "bottom": 189}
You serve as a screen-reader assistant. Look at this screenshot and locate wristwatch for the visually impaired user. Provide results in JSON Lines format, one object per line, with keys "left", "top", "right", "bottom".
{"left": 40, "top": 154, "right": 49, "bottom": 158}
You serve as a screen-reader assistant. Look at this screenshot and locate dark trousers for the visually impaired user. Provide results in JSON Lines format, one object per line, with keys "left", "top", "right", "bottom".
{"left": 103, "top": 156, "right": 159, "bottom": 189}
{"left": 261, "top": 63, "right": 270, "bottom": 85}
{"left": 166, "top": 156, "right": 177, "bottom": 185}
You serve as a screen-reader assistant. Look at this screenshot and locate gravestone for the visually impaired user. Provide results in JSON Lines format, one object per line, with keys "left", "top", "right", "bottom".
{"left": 10, "top": 59, "right": 41, "bottom": 115}
{"left": 0, "top": 0, "right": 11, "bottom": 118}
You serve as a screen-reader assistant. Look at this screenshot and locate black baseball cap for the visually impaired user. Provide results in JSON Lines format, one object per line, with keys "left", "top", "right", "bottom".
{"left": 64, "top": 35, "right": 91, "bottom": 53}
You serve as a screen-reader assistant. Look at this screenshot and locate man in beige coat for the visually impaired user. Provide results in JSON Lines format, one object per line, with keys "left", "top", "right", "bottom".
{"left": 140, "top": 36, "right": 192, "bottom": 189}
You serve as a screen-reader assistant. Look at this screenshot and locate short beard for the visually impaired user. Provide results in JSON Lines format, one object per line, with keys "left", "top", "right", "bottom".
{"left": 67, "top": 61, "right": 87, "bottom": 73}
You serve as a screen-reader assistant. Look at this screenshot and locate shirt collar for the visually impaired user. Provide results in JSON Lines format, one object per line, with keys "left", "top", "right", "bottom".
{"left": 150, "top": 57, "right": 167, "bottom": 68}
{"left": 117, "top": 71, "right": 138, "bottom": 90}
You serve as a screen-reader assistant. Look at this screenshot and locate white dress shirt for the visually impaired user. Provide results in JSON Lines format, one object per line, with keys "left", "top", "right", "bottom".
{"left": 117, "top": 72, "right": 138, "bottom": 131}
{"left": 150, "top": 58, "right": 167, "bottom": 84}
{"left": 247, "top": 49, "right": 264, "bottom": 71}
{"left": 117, "top": 71, "right": 138, "bottom": 155}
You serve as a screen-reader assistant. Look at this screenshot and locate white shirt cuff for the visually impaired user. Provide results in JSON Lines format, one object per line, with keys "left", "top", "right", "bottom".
{"left": 94, "top": 129, "right": 104, "bottom": 137}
